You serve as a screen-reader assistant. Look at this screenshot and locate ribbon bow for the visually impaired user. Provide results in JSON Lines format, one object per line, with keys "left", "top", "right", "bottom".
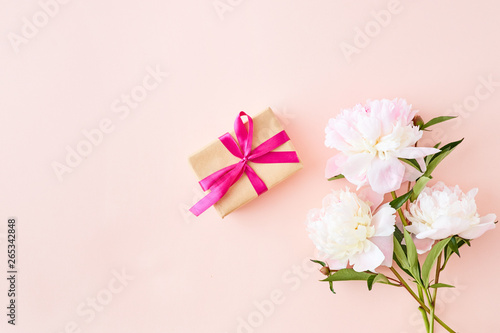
{"left": 190, "top": 111, "right": 300, "bottom": 216}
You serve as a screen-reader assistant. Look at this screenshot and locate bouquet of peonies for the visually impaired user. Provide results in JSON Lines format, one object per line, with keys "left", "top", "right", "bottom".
{"left": 307, "top": 99, "right": 496, "bottom": 333}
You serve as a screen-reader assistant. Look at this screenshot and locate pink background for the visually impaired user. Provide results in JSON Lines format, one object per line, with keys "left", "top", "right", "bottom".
{"left": 1, "top": 0, "right": 500, "bottom": 332}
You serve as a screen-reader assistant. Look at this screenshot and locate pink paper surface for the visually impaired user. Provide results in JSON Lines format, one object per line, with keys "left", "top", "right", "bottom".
{"left": 1, "top": 1, "right": 500, "bottom": 332}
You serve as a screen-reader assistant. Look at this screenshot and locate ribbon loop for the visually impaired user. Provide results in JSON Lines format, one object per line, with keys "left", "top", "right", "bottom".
{"left": 190, "top": 112, "right": 299, "bottom": 217}
{"left": 219, "top": 133, "right": 244, "bottom": 159}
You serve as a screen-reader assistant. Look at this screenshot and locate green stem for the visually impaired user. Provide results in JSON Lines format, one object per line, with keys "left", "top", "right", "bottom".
{"left": 406, "top": 181, "right": 412, "bottom": 211}
{"left": 391, "top": 191, "right": 409, "bottom": 226}
{"left": 390, "top": 267, "right": 455, "bottom": 333}
{"left": 418, "top": 284, "right": 425, "bottom": 302}
{"left": 432, "top": 253, "right": 443, "bottom": 304}
{"left": 429, "top": 305, "right": 435, "bottom": 333}
{"left": 422, "top": 287, "right": 435, "bottom": 333}
{"left": 391, "top": 267, "right": 426, "bottom": 307}
{"left": 418, "top": 285, "right": 430, "bottom": 333}
{"left": 419, "top": 306, "right": 430, "bottom": 333}
{"left": 429, "top": 253, "right": 443, "bottom": 332}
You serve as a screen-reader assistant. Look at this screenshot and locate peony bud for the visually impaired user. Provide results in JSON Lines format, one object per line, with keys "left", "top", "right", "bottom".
{"left": 413, "top": 115, "right": 424, "bottom": 128}
{"left": 319, "top": 266, "right": 331, "bottom": 276}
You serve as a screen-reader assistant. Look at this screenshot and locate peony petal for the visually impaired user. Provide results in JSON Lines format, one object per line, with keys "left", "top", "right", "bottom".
{"left": 480, "top": 213, "right": 497, "bottom": 224}
{"left": 458, "top": 223, "right": 495, "bottom": 240}
{"left": 349, "top": 240, "right": 385, "bottom": 272}
{"left": 406, "top": 223, "right": 429, "bottom": 237}
{"left": 466, "top": 188, "right": 479, "bottom": 199}
{"left": 434, "top": 216, "right": 471, "bottom": 238}
{"left": 413, "top": 228, "right": 438, "bottom": 240}
{"left": 325, "top": 258, "right": 349, "bottom": 270}
{"left": 332, "top": 119, "right": 362, "bottom": 147}
{"left": 370, "top": 236, "right": 394, "bottom": 267}
{"left": 397, "top": 147, "right": 440, "bottom": 159}
{"left": 325, "top": 127, "right": 351, "bottom": 151}
{"left": 375, "top": 134, "right": 401, "bottom": 151}
{"left": 357, "top": 116, "right": 381, "bottom": 142}
{"left": 458, "top": 214, "right": 496, "bottom": 239}
{"left": 419, "top": 216, "right": 470, "bottom": 240}
{"left": 357, "top": 186, "right": 384, "bottom": 211}
{"left": 392, "top": 98, "right": 417, "bottom": 124}
{"left": 412, "top": 236, "right": 435, "bottom": 254}
{"left": 342, "top": 153, "right": 374, "bottom": 187}
{"left": 416, "top": 157, "right": 427, "bottom": 173}
{"left": 372, "top": 204, "right": 396, "bottom": 236}
{"left": 367, "top": 157, "right": 405, "bottom": 194}
{"left": 325, "top": 153, "right": 348, "bottom": 178}
{"left": 402, "top": 160, "right": 423, "bottom": 182}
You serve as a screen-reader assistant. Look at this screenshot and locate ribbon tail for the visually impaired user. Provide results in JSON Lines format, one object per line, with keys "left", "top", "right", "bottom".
{"left": 199, "top": 163, "right": 239, "bottom": 191}
{"left": 244, "top": 164, "right": 268, "bottom": 195}
{"left": 190, "top": 163, "right": 245, "bottom": 216}
{"left": 189, "top": 183, "right": 230, "bottom": 217}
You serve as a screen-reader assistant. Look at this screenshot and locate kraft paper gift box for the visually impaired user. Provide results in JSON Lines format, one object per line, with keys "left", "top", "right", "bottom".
{"left": 188, "top": 108, "right": 303, "bottom": 218}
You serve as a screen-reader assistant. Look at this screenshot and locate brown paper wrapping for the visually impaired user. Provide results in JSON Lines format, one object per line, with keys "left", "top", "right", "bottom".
{"left": 189, "top": 108, "right": 303, "bottom": 218}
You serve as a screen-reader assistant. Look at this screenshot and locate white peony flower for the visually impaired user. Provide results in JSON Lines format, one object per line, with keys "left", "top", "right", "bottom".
{"left": 325, "top": 98, "right": 440, "bottom": 194}
{"left": 406, "top": 182, "right": 496, "bottom": 254}
{"left": 306, "top": 188, "right": 396, "bottom": 272}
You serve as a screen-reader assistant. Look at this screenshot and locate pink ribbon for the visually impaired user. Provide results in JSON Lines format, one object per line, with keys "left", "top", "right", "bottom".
{"left": 190, "top": 111, "right": 300, "bottom": 216}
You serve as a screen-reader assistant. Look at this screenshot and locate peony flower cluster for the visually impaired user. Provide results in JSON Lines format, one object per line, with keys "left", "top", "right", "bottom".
{"left": 308, "top": 98, "right": 495, "bottom": 332}
{"left": 325, "top": 99, "right": 439, "bottom": 194}
{"left": 405, "top": 182, "right": 496, "bottom": 253}
{"left": 306, "top": 188, "right": 396, "bottom": 272}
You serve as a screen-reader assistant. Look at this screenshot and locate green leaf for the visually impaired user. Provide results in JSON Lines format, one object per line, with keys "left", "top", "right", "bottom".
{"left": 441, "top": 236, "right": 470, "bottom": 271}
{"left": 425, "top": 142, "right": 441, "bottom": 164}
{"left": 421, "top": 116, "right": 457, "bottom": 130}
{"left": 328, "top": 281, "right": 335, "bottom": 294}
{"left": 328, "top": 174, "right": 345, "bottom": 181}
{"left": 393, "top": 257, "right": 413, "bottom": 278}
{"left": 310, "top": 259, "right": 326, "bottom": 267}
{"left": 429, "top": 283, "right": 455, "bottom": 289}
{"left": 424, "top": 139, "right": 464, "bottom": 177}
{"left": 366, "top": 274, "right": 376, "bottom": 290}
{"left": 403, "top": 229, "right": 421, "bottom": 284}
{"left": 390, "top": 190, "right": 413, "bottom": 210}
{"left": 442, "top": 242, "right": 455, "bottom": 271}
{"left": 449, "top": 236, "right": 460, "bottom": 257}
{"left": 322, "top": 269, "right": 391, "bottom": 293}
{"left": 444, "top": 236, "right": 462, "bottom": 260}
{"left": 322, "top": 269, "right": 391, "bottom": 290}
{"left": 411, "top": 176, "right": 431, "bottom": 201}
{"left": 393, "top": 235, "right": 409, "bottom": 270}
{"left": 394, "top": 225, "right": 404, "bottom": 244}
{"left": 393, "top": 254, "right": 408, "bottom": 274}
{"left": 399, "top": 158, "right": 423, "bottom": 173}
{"left": 445, "top": 243, "right": 453, "bottom": 259}
{"left": 321, "top": 269, "right": 372, "bottom": 282}
{"left": 421, "top": 237, "right": 452, "bottom": 287}
{"left": 367, "top": 274, "right": 389, "bottom": 291}
{"left": 433, "top": 138, "right": 464, "bottom": 158}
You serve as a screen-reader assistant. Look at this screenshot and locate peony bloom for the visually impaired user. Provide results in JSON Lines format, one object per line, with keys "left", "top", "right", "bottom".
{"left": 306, "top": 188, "right": 396, "bottom": 272}
{"left": 405, "top": 182, "right": 496, "bottom": 254}
{"left": 325, "top": 98, "right": 440, "bottom": 194}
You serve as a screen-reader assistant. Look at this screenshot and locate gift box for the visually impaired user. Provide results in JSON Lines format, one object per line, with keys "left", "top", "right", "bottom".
{"left": 189, "top": 108, "right": 303, "bottom": 218}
